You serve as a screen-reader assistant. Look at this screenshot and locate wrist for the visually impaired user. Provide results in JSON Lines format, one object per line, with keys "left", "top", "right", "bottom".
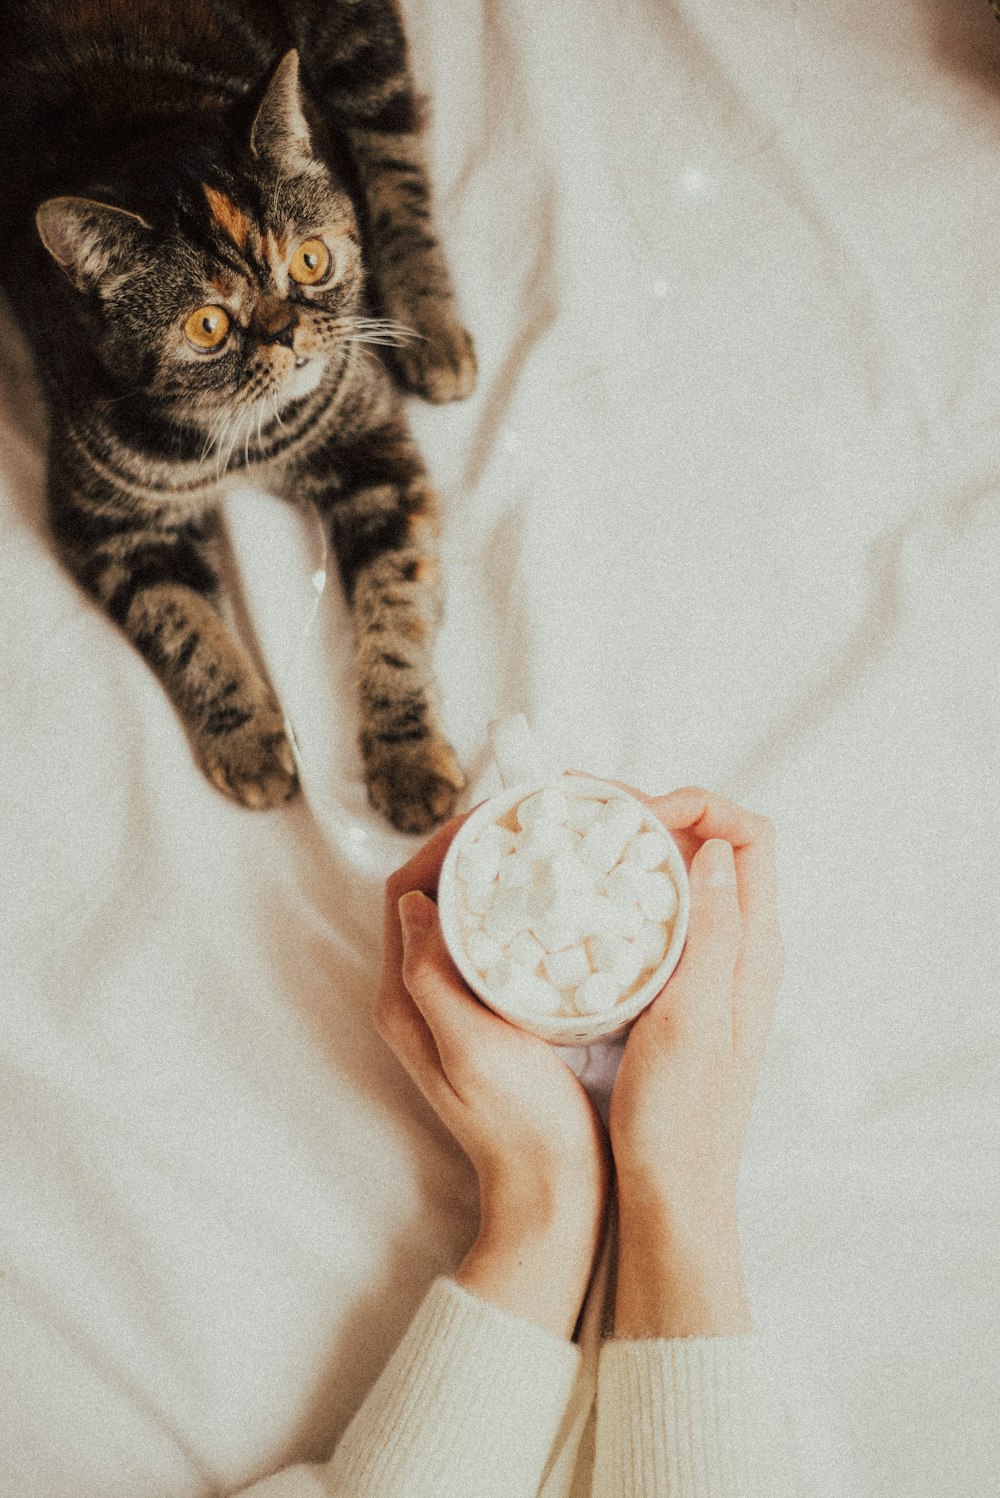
{"left": 457, "top": 1168, "right": 608, "bottom": 1341}
{"left": 614, "top": 1181, "right": 751, "bottom": 1339}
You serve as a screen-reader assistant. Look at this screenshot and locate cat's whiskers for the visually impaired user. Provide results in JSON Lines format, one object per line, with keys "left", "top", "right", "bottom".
{"left": 328, "top": 316, "right": 425, "bottom": 350}
{"left": 102, "top": 386, "right": 145, "bottom": 410}
{"left": 199, "top": 385, "right": 241, "bottom": 474}
{"left": 194, "top": 325, "right": 376, "bottom": 477}
{"left": 207, "top": 373, "right": 281, "bottom": 474}
{"left": 222, "top": 402, "right": 249, "bottom": 474}
{"left": 212, "top": 413, "right": 233, "bottom": 479}
{"left": 200, "top": 406, "right": 229, "bottom": 472}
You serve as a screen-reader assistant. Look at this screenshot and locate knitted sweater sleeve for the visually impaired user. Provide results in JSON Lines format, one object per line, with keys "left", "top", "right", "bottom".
{"left": 235, "top": 1277, "right": 582, "bottom": 1498}
{"left": 591, "top": 1333, "right": 799, "bottom": 1497}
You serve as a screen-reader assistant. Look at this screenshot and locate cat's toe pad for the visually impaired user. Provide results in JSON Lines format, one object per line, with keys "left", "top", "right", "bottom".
{"left": 197, "top": 703, "right": 299, "bottom": 810}
{"left": 393, "top": 315, "right": 477, "bottom": 404}
{"left": 366, "top": 734, "right": 465, "bottom": 833}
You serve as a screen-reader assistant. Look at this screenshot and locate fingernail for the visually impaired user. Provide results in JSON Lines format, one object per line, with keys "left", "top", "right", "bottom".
{"left": 700, "top": 839, "right": 737, "bottom": 888}
{"left": 398, "top": 891, "right": 435, "bottom": 940}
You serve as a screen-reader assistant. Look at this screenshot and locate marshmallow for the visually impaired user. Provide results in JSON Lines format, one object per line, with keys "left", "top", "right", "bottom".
{"left": 533, "top": 895, "right": 588, "bottom": 952}
{"left": 586, "top": 932, "right": 645, "bottom": 990}
{"left": 589, "top": 893, "right": 645, "bottom": 940}
{"left": 516, "top": 788, "right": 569, "bottom": 831}
{"left": 456, "top": 787, "right": 679, "bottom": 1023}
{"left": 602, "top": 861, "right": 647, "bottom": 905}
{"left": 546, "top": 850, "right": 601, "bottom": 899}
{"left": 578, "top": 798, "right": 644, "bottom": 872}
{"left": 574, "top": 970, "right": 625, "bottom": 1014}
{"left": 508, "top": 930, "right": 546, "bottom": 971}
{"left": 525, "top": 880, "right": 557, "bottom": 921}
{"left": 497, "top": 852, "right": 535, "bottom": 891}
{"left": 481, "top": 823, "right": 518, "bottom": 854}
{"left": 636, "top": 871, "right": 678, "bottom": 921}
{"left": 627, "top": 830, "right": 672, "bottom": 871}
{"left": 578, "top": 824, "right": 628, "bottom": 874}
{"left": 614, "top": 942, "right": 646, "bottom": 989}
{"left": 615, "top": 902, "right": 647, "bottom": 939}
{"left": 496, "top": 971, "right": 562, "bottom": 1015}
{"left": 542, "top": 944, "right": 591, "bottom": 989}
{"left": 565, "top": 796, "right": 602, "bottom": 832}
{"left": 633, "top": 920, "right": 668, "bottom": 969}
{"left": 519, "top": 820, "right": 578, "bottom": 860}
{"left": 604, "top": 795, "right": 646, "bottom": 839}
{"left": 458, "top": 825, "right": 515, "bottom": 885}
{"left": 485, "top": 957, "right": 513, "bottom": 992}
{"left": 464, "top": 875, "right": 497, "bottom": 916}
{"left": 587, "top": 932, "right": 632, "bottom": 974}
{"left": 484, "top": 887, "right": 532, "bottom": 942}
{"left": 467, "top": 930, "right": 504, "bottom": 973}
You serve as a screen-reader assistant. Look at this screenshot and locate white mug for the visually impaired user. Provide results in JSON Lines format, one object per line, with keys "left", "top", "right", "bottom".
{"left": 437, "top": 738, "right": 690, "bottom": 1045}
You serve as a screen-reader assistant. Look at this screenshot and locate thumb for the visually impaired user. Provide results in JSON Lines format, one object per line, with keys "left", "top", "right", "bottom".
{"left": 398, "top": 891, "right": 495, "bottom": 1051}
{"left": 398, "top": 888, "right": 439, "bottom": 947}
{"left": 652, "top": 839, "right": 741, "bottom": 1042}
{"left": 399, "top": 891, "right": 450, "bottom": 1006}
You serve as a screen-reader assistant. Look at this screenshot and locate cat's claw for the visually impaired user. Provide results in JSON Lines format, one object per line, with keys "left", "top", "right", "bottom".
{"left": 392, "top": 314, "right": 477, "bottom": 404}
{"left": 366, "top": 734, "right": 466, "bottom": 833}
{"left": 199, "top": 717, "right": 299, "bottom": 810}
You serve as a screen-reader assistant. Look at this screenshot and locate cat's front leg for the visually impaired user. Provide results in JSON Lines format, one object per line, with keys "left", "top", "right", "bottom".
{"left": 52, "top": 480, "right": 298, "bottom": 809}
{"left": 308, "top": 28, "right": 477, "bottom": 402}
{"left": 348, "top": 124, "right": 477, "bottom": 404}
{"left": 313, "top": 414, "right": 465, "bottom": 832}
{"left": 123, "top": 583, "right": 298, "bottom": 809}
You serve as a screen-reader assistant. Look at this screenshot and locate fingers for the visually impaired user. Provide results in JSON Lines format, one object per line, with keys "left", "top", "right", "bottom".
{"left": 648, "top": 786, "right": 778, "bottom": 928}
{"left": 650, "top": 789, "right": 781, "bottom": 1069}
{"left": 372, "top": 966, "right": 451, "bottom": 1103}
{"left": 381, "top": 808, "right": 475, "bottom": 1007}
{"left": 570, "top": 776, "right": 778, "bottom": 943}
{"left": 397, "top": 891, "right": 507, "bottom": 1086}
{"left": 374, "top": 815, "right": 470, "bottom": 1109}
{"left": 650, "top": 840, "right": 741, "bottom": 1044}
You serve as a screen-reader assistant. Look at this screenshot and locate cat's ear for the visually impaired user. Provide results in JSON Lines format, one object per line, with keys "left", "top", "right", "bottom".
{"left": 35, "top": 197, "right": 152, "bottom": 293}
{"left": 250, "top": 50, "right": 314, "bottom": 177}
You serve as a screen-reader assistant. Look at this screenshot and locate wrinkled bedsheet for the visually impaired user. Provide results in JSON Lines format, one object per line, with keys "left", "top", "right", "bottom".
{"left": 2, "top": 2, "right": 999, "bottom": 1495}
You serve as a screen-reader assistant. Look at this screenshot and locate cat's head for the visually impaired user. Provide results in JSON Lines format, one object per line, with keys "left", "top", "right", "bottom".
{"left": 34, "top": 52, "right": 366, "bottom": 435}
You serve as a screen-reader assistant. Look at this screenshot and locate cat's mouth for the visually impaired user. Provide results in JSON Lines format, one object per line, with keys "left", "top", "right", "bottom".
{"left": 277, "top": 352, "right": 328, "bottom": 406}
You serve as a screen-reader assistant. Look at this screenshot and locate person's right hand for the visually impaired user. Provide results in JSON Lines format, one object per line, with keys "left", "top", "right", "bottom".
{"left": 607, "top": 788, "right": 784, "bottom": 1338}
{"left": 374, "top": 814, "right": 610, "bottom": 1340}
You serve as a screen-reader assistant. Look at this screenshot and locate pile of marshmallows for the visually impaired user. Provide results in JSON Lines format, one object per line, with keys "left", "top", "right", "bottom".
{"left": 454, "top": 787, "right": 679, "bottom": 1019}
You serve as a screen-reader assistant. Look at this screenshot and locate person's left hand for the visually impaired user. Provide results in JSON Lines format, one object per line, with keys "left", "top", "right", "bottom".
{"left": 374, "top": 814, "right": 610, "bottom": 1339}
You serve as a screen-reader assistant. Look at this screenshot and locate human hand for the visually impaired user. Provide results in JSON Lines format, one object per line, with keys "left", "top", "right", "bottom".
{"left": 374, "top": 815, "right": 610, "bottom": 1339}
{"left": 606, "top": 787, "right": 783, "bottom": 1337}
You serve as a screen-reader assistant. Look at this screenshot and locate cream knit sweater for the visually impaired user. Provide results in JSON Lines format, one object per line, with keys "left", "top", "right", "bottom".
{"left": 238, "top": 1279, "right": 798, "bottom": 1498}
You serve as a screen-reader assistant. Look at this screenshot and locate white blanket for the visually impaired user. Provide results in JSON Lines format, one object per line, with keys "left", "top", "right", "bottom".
{"left": 3, "top": 2, "right": 999, "bottom": 1494}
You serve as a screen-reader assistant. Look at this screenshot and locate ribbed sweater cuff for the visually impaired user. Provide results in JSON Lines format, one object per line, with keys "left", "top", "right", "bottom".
{"left": 315, "top": 1276, "right": 581, "bottom": 1498}
{"left": 594, "top": 1334, "right": 780, "bottom": 1497}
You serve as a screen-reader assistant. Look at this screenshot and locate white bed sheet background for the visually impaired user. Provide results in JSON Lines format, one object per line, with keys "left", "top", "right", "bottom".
{"left": 2, "top": 1, "right": 999, "bottom": 1495}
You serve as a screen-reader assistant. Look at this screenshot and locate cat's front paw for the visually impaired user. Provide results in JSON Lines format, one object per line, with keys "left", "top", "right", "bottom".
{"left": 365, "top": 733, "right": 466, "bottom": 833}
{"left": 196, "top": 697, "right": 299, "bottom": 810}
{"left": 393, "top": 311, "right": 477, "bottom": 404}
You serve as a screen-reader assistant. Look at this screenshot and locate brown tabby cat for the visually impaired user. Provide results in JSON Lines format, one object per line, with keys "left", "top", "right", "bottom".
{"left": 0, "top": 1, "right": 475, "bottom": 831}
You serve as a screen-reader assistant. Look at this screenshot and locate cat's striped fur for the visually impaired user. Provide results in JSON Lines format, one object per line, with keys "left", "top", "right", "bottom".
{"left": 0, "top": 1, "right": 475, "bottom": 830}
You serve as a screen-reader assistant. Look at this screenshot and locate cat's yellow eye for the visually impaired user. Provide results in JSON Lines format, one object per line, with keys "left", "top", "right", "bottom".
{"left": 288, "top": 237, "right": 331, "bottom": 286}
{"left": 183, "top": 305, "right": 231, "bottom": 351}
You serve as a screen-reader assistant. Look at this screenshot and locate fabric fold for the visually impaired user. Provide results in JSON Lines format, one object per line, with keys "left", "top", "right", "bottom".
{"left": 239, "top": 1277, "right": 582, "bottom": 1498}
